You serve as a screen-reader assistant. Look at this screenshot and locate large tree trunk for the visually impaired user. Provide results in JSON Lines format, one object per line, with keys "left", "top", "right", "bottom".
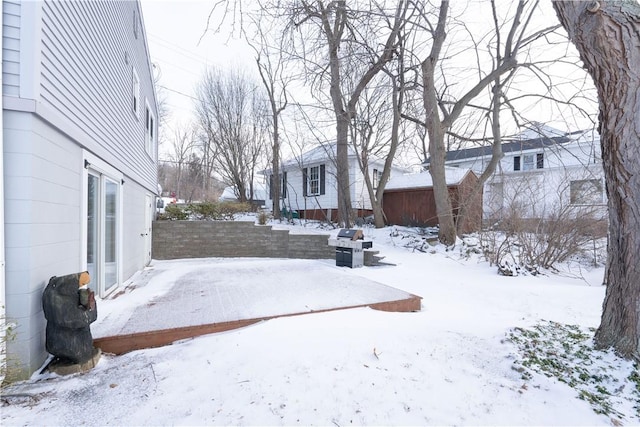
{"left": 272, "top": 127, "right": 281, "bottom": 217}
{"left": 335, "top": 115, "right": 353, "bottom": 227}
{"left": 322, "top": 2, "right": 353, "bottom": 229}
{"left": 456, "top": 81, "right": 504, "bottom": 234}
{"left": 424, "top": 105, "right": 456, "bottom": 245}
{"left": 422, "top": 1, "right": 457, "bottom": 246}
{"left": 372, "top": 71, "right": 403, "bottom": 230}
{"left": 553, "top": 0, "right": 640, "bottom": 360}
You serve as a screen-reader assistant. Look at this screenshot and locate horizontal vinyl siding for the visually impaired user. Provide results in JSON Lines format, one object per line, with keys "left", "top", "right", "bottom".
{"left": 39, "top": 0, "right": 157, "bottom": 192}
{"left": 2, "top": 0, "right": 21, "bottom": 95}
{"left": 3, "top": 113, "right": 83, "bottom": 292}
{"left": 351, "top": 159, "right": 371, "bottom": 210}
{"left": 280, "top": 158, "right": 406, "bottom": 214}
{"left": 3, "top": 112, "right": 84, "bottom": 378}
{"left": 284, "top": 164, "right": 339, "bottom": 211}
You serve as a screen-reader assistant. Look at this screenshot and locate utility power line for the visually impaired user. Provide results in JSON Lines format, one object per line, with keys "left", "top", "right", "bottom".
{"left": 159, "top": 85, "right": 199, "bottom": 101}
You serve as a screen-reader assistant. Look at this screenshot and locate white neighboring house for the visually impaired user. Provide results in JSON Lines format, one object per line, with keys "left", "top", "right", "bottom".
{"left": 264, "top": 144, "right": 409, "bottom": 221}
{"left": 433, "top": 125, "right": 606, "bottom": 222}
{"left": 2, "top": 0, "right": 158, "bottom": 379}
{"left": 218, "top": 182, "right": 268, "bottom": 207}
{"left": 218, "top": 186, "right": 239, "bottom": 202}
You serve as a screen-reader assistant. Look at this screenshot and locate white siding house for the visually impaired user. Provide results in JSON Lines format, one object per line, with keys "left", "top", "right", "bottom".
{"left": 2, "top": 0, "right": 158, "bottom": 379}
{"left": 433, "top": 126, "right": 606, "bottom": 223}
{"left": 266, "top": 144, "right": 408, "bottom": 221}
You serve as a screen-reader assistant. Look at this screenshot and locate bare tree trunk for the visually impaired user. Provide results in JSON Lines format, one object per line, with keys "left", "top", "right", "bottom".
{"left": 553, "top": 0, "right": 640, "bottom": 360}
{"left": 422, "top": 1, "right": 457, "bottom": 245}
{"left": 372, "top": 79, "right": 400, "bottom": 230}
{"left": 271, "top": 116, "right": 282, "bottom": 217}
{"left": 455, "top": 83, "right": 504, "bottom": 234}
{"left": 294, "top": 1, "right": 406, "bottom": 228}
{"left": 253, "top": 28, "right": 288, "bottom": 218}
{"left": 319, "top": 1, "right": 353, "bottom": 228}
{"left": 373, "top": 32, "right": 407, "bottom": 229}
{"left": 335, "top": 115, "right": 353, "bottom": 227}
{"left": 195, "top": 68, "right": 266, "bottom": 204}
{"left": 415, "top": 0, "right": 540, "bottom": 245}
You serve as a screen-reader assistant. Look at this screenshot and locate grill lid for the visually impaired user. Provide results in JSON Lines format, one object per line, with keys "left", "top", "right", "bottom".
{"left": 337, "top": 229, "right": 364, "bottom": 240}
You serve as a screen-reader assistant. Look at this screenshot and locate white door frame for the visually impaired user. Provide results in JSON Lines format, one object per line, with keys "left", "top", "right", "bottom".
{"left": 144, "top": 193, "right": 153, "bottom": 265}
{"left": 81, "top": 151, "right": 123, "bottom": 298}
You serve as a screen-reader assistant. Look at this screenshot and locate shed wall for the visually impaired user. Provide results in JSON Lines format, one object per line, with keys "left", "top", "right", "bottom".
{"left": 383, "top": 174, "right": 482, "bottom": 233}
{"left": 383, "top": 188, "right": 439, "bottom": 227}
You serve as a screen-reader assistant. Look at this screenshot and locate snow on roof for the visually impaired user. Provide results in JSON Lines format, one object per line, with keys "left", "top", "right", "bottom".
{"left": 218, "top": 183, "right": 268, "bottom": 202}
{"left": 279, "top": 144, "right": 352, "bottom": 168}
{"left": 423, "top": 123, "right": 585, "bottom": 165}
{"left": 515, "top": 122, "right": 567, "bottom": 140}
{"left": 218, "top": 186, "right": 238, "bottom": 202}
{"left": 261, "top": 143, "right": 413, "bottom": 176}
{"left": 278, "top": 143, "right": 388, "bottom": 169}
{"left": 426, "top": 135, "right": 571, "bottom": 165}
{"left": 386, "top": 167, "right": 471, "bottom": 190}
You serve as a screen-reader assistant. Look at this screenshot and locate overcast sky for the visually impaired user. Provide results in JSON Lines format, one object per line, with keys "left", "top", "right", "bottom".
{"left": 139, "top": 1, "right": 597, "bottom": 166}
{"left": 140, "top": 0, "right": 255, "bottom": 154}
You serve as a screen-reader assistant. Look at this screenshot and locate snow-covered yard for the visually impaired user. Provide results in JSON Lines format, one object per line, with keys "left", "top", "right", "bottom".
{"left": 1, "top": 219, "right": 638, "bottom": 426}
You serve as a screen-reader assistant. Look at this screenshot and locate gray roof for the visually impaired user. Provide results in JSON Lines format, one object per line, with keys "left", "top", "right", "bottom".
{"left": 424, "top": 135, "right": 571, "bottom": 164}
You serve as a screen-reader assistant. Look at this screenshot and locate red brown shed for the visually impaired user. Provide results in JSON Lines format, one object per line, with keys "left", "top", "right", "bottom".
{"left": 383, "top": 168, "right": 482, "bottom": 233}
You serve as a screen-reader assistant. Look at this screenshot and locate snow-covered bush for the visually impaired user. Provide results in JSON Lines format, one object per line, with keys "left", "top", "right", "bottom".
{"left": 388, "top": 226, "right": 439, "bottom": 253}
{"left": 157, "top": 202, "right": 251, "bottom": 221}
{"left": 481, "top": 184, "right": 607, "bottom": 274}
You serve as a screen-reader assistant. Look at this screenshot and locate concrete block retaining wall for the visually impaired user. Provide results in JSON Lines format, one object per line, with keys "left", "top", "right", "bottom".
{"left": 152, "top": 221, "right": 335, "bottom": 260}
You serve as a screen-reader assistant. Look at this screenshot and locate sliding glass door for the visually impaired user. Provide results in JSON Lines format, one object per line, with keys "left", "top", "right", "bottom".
{"left": 87, "top": 171, "right": 120, "bottom": 297}
{"left": 87, "top": 174, "right": 99, "bottom": 286}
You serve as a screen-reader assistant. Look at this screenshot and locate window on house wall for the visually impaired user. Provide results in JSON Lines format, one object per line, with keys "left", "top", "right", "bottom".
{"left": 145, "top": 101, "right": 155, "bottom": 157}
{"left": 515, "top": 153, "right": 544, "bottom": 171}
{"left": 132, "top": 68, "right": 140, "bottom": 118}
{"left": 309, "top": 166, "right": 320, "bottom": 195}
{"left": 269, "top": 173, "right": 287, "bottom": 199}
{"left": 522, "top": 154, "right": 535, "bottom": 171}
{"left": 133, "top": 9, "right": 139, "bottom": 39}
{"left": 282, "top": 172, "right": 287, "bottom": 198}
{"left": 373, "top": 168, "right": 380, "bottom": 189}
{"left": 570, "top": 179, "right": 603, "bottom": 205}
{"left": 303, "top": 164, "right": 325, "bottom": 196}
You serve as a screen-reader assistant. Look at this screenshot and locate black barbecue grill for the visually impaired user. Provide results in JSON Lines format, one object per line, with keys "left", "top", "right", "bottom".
{"left": 328, "top": 229, "right": 373, "bottom": 268}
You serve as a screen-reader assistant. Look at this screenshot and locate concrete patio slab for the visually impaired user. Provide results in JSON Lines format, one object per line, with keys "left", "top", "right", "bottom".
{"left": 92, "top": 258, "right": 421, "bottom": 355}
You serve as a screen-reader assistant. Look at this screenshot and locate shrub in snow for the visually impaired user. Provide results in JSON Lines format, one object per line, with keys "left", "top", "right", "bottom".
{"left": 158, "top": 203, "right": 188, "bottom": 220}
{"left": 480, "top": 210, "right": 606, "bottom": 274}
{"left": 156, "top": 202, "right": 251, "bottom": 221}
{"left": 507, "top": 321, "right": 639, "bottom": 424}
{"left": 498, "top": 254, "right": 521, "bottom": 276}
{"left": 257, "top": 211, "right": 269, "bottom": 225}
